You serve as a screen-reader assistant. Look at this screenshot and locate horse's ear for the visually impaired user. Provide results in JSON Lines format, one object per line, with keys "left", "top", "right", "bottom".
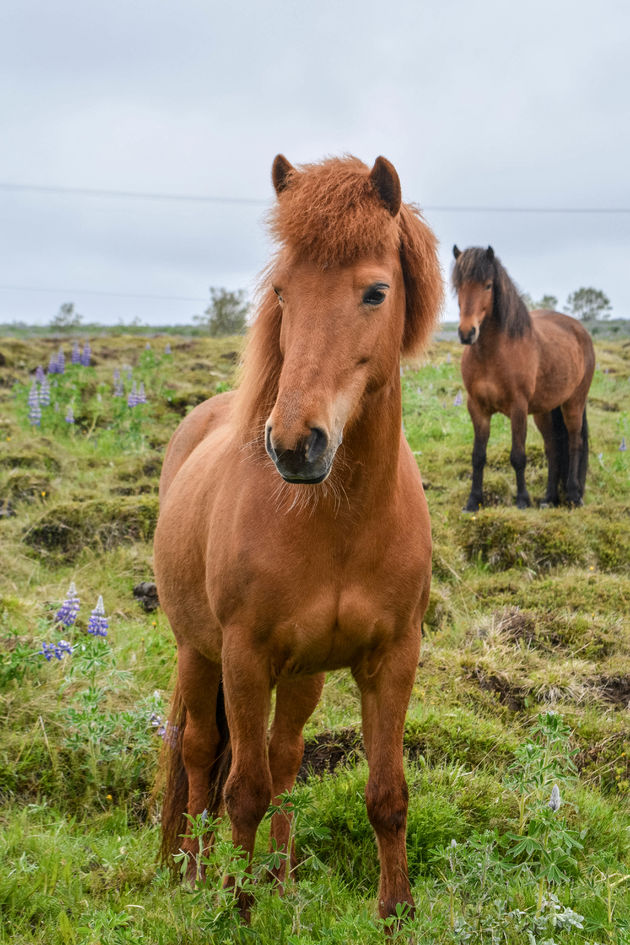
{"left": 453, "top": 244, "right": 461, "bottom": 259}
{"left": 272, "top": 154, "right": 296, "bottom": 196}
{"left": 486, "top": 246, "right": 494, "bottom": 261}
{"left": 369, "top": 156, "right": 401, "bottom": 217}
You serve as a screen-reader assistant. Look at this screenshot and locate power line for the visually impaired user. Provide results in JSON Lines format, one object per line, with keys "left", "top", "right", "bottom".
{"left": 0, "top": 180, "right": 628, "bottom": 214}
{"left": 0, "top": 182, "right": 267, "bottom": 206}
{"left": 0, "top": 284, "right": 208, "bottom": 303}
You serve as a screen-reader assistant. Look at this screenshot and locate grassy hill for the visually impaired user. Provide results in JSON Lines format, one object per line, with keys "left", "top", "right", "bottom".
{"left": 0, "top": 330, "right": 628, "bottom": 944}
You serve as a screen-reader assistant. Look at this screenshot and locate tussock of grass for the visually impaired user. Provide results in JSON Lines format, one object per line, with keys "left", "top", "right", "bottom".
{"left": 23, "top": 496, "right": 159, "bottom": 559}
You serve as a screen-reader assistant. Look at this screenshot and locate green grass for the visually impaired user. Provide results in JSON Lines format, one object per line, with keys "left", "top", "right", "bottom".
{"left": 0, "top": 329, "right": 629, "bottom": 943}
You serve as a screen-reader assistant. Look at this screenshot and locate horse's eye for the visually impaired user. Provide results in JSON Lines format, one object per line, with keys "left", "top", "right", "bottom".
{"left": 273, "top": 287, "right": 284, "bottom": 303}
{"left": 362, "top": 284, "right": 388, "bottom": 307}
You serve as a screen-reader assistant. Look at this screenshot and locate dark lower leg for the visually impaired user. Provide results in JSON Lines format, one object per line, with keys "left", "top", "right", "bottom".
{"left": 510, "top": 407, "right": 531, "bottom": 508}
{"left": 465, "top": 410, "right": 490, "bottom": 511}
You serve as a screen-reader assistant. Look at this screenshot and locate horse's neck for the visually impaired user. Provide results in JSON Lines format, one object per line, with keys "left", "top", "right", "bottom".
{"left": 340, "top": 376, "right": 403, "bottom": 497}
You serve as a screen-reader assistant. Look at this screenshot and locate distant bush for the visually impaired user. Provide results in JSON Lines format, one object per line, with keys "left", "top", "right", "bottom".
{"left": 194, "top": 287, "right": 249, "bottom": 336}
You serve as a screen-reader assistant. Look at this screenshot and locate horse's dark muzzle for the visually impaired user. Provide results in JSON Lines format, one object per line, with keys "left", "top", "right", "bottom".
{"left": 265, "top": 426, "right": 332, "bottom": 484}
{"left": 458, "top": 326, "right": 478, "bottom": 345}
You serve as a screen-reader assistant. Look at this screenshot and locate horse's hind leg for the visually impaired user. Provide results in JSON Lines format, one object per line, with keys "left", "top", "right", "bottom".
{"left": 534, "top": 411, "right": 561, "bottom": 506}
{"left": 353, "top": 633, "right": 420, "bottom": 922}
{"left": 174, "top": 645, "right": 224, "bottom": 882}
{"left": 268, "top": 673, "right": 325, "bottom": 887}
{"left": 562, "top": 399, "right": 588, "bottom": 505}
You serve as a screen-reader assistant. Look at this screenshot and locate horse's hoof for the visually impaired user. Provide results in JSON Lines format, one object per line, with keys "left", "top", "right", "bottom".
{"left": 516, "top": 496, "right": 532, "bottom": 510}
{"left": 462, "top": 499, "right": 482, "bottom": 513}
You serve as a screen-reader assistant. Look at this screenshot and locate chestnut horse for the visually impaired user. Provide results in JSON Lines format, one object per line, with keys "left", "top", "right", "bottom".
{"left": 154, "top": 155, "right": 442, "bottom": 922}
{"left": 452, "top": 245, "right": 595, "bottom": 510}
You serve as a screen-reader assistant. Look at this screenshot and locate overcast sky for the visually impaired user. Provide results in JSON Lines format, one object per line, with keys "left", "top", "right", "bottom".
{"left": 1, "top": 0, "right": 629, "bottom": 326}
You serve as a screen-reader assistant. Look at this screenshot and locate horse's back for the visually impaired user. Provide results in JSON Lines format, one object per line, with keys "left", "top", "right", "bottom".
{"left": 159, "top": 391, "right": 236, "bottom": 502}
{"left": 531, "top": 310, "right": 595, "bottom": 382}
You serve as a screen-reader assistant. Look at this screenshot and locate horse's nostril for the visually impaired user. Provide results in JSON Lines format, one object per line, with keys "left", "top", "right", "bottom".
{"left": 306, "top": 427, "right": 328, "bottom": 463}
{"left": 265, "top": 425, "right": 277, "bottom": 461}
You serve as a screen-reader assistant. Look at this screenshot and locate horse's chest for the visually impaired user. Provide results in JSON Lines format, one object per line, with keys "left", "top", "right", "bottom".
{"left": 269, "top": 584, "right": 398, "bottom": 676}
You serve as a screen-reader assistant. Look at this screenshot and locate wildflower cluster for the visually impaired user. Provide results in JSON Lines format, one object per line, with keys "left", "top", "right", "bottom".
{"left": 40, "top": 583, "right": 110, "bottom": 661}
{"left": 127, "top": 381, "right": 148, "bottom": 408}
{"left": 28, "top": 380, "right": 41, "bottom": 426}
{"left": 55, "top": 582, "right": 80, "bottom": 627}
{"left": 149, "top": 711, "right": 179, "bottom": 746}
{"left": 48, "top": 348, "right": 65, "bottom": 375}
{"left": 87, "top": 595, "right": 109, "bottom": 637}
{"left": 40, "top": 640, "right": 74, "bottom": 661}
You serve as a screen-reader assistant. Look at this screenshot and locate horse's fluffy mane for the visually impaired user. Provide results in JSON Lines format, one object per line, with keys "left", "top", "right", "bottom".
{"left": 234, "top": 155, "right": 443, "bottom": 436}
{"left": 452, "top": 247, "right": 531, "bottom": 338}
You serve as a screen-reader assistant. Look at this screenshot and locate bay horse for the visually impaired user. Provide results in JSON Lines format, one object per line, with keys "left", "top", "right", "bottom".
{"left": 452, "top": 245, "right": 595, "bottom": 510}
{"left": 154, "top": 155, "right": 442, "bottom": 923}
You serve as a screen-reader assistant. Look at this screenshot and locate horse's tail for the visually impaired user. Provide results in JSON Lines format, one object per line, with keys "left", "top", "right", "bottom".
{"left": 551, "top": 407, "right": 569, "bottom": 493}
{"left": 158, "top": 675, "right": 232, "bottom": 871}
{"left": 550, "top": 405, "right": 589, "bottom": 499}
{"left": 578, "top": 407, "right": 589, "bottom": 495}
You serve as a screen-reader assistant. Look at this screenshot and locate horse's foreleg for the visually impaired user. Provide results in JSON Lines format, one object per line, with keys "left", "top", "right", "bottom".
{"left": 267, "top": 673, "right": 325, "bottom": 888}
{"left": 465, "top": 402, "right": 490, "bottom": 511}
{"left": 177, "top": 646, "right": 223, "bottom": 883}
{"left": 510, "top": 403, "right": 531, "bottom": 508}
{"left": 222, "top": 636, "right": 272, "bottom": 921}
{"left": 354, "top": 639, "right": 419, "bottom": 923}
{"left": 534, "top": 411, "right": 560, "bottom": 506}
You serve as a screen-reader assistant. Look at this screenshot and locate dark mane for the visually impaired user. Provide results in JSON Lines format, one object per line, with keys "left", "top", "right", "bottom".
{"left": 452, "top": 247, "right": 531, "bottom": 338}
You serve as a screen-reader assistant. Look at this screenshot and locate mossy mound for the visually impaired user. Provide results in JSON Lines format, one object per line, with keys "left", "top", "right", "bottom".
{"left": 458, "top": 508, "right": 589, "bottom": 571}
{"left": 23, "top": 496, "right": 159, "bottom": 559}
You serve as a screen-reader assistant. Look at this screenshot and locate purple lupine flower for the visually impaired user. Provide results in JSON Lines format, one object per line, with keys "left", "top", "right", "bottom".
{"left": 28, "top": 381, "right": 41, "bottom": 426}
{"left": 164, "top": 343, "right": 171, "bottom": 355}
{"left": 71, "top": 341, "right": 81, "bottom": 365}
{"left": 150, "top": 714, "right": 179, "bottom": 746}
{"left": 127, "top": 382, "right": 138, "bottom": 408}
{"left": 39, "top": 641, "right": 56, "bottom": 661}
{"left": 87, "top": 595, "right": 109, "bottom": 637}
{"left": 81, "top": 342, "right": 91, "bottom": 366}
{"left": 65, "top": 406, "right": 75, "bottom": 424}
{"left": 48, "top": 353, "right": 59, "bottom": 374}
{"left": 39, "top": 376, "right": 51, "bottom": 406}
{"left": 620, "top": 437, "right": 627, "bottom": 452}
{"left": 136, "top": 382, "right": 147, "bottom": 405}
{"left": 39, "top": 639, "right": 74, "bottom": 661}
{"left": 454, "top": 391, "right": 463, "bottom": 407}
{"left": 56, "top": 348, "right": 65, "bottom": 374}
{"left": 446, "top": 352, "right": 452, "bottom": 364}
{"left": 56, "top": 581, "right": 80, "bottom": 627}
{"left": 145, "top": 341, "right": 151, "bottom": 350}
{"left": 112, "top": 368, "right": 124, "bottom": 397}
{"left": 35, "top": 365, "right": 45, "bottom": 383}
